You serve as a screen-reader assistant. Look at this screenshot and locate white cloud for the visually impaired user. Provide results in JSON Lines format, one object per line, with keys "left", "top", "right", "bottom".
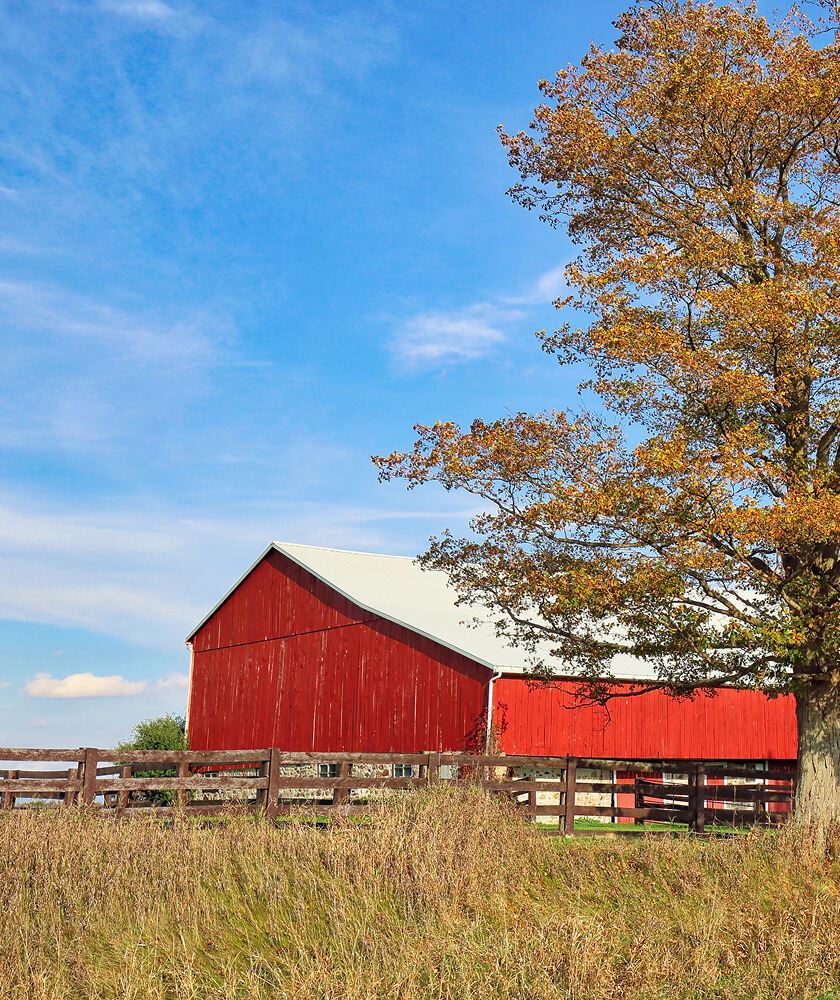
{"left": 95, "top": 0, "right": 205, "bottom": 35}
{"left": 154, "top": 672, "right": 189, "bottom": 692}
{"left": 498, "top": 264, "right": 570, "bottom": 307}
{"left": 0, "top": 280, "right": 226, "bottom": 454}
{"left": 390, "top": 304, "right": 512, "bottom": 369}
{"left": 389, "top": 265, "right": 570, "bottom": 371}
{"left": 0, "top": 279, "right": 219, "bottom": 367}
{"left": 25, "top": 671, "right": 147, "bottom": 698}
{"left": 525, "top": 265, "right": 569, "bottom": 305}
{"left": 240, "top": 14, "right": 398, "bottom": 87}
{"left": 99, "top": 0, "right": 178, "bottom": 19}
{"left": 0, "top": 488, "right": 481, "bottom": 649}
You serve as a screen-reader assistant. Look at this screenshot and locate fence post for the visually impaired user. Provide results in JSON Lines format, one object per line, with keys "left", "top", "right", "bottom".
{"left": 635, "top": 776, "right": 644, "bottom": 827}
{"left": 695, "top": 763, "right": 705, "bottom": 833}
{"left": 81, "top": 748, "right": 99, "bottom": 806}
{"left": 332, "top": 760, "right": 351, "bottom": 808}
{"left": 62, "top": 766, "right": 77, "bottom": 808}
{"left": 256, "top": 753, "right": 270, "bottom": 812}
{"left": 427, "top": 752, "right": 440, "bottom": 782}
{"left": 687, "top": 763, "right": 701, "bottom": 832}
{"left": 563, "top": 757, "right": 577, "bottom": 835}
{"left": 177, "top": 760, "right": 190, "bottom": 807}
{"left": 262, "top": 748, "right": 280, "bottom": 820}
{"left": 1, "top": 769, "right": 17, "bottom": 811}
{"left": 117, "top": 765, "right": 131, "bottom": 816}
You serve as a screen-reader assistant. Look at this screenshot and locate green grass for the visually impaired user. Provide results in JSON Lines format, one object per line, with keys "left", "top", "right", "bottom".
{"left": 2, "top": 786, "right": 840, "bottom": 999}
{"left": 559, "top": 817, "right": 761, "bottom": 834}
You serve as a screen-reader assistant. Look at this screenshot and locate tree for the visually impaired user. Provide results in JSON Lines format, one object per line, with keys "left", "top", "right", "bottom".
{"left": 116, "top": 713, "right": 188, "bottom": 804}
{"left": 376, "top": 1, "right": 840, "bottom": 829}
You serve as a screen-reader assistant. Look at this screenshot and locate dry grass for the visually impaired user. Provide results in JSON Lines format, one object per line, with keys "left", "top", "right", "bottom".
{"left": 2, "top": 786, "right": 840, "bottom": 999}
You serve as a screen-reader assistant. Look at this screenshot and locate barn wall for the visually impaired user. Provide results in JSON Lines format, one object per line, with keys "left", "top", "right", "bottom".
{"left": 189, "top": 549, "right": 798, "bottom": 760}
{"left": 494, "top": 678, "right": 797, "bottom": 760}
{"left": 192, "top": 549, "right": 373, "bottom": 653}
{"left": 188, "top": 554, "right": 490, "bottom": 753}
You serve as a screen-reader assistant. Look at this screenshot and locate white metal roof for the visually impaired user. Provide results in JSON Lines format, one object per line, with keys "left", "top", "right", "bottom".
{"left": 187, "top": 541, "right": 657, "bottom": 681}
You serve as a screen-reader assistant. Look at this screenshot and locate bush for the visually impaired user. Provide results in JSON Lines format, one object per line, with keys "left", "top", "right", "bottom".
{"left": 115, "top": 713, "right": 188, "bottom": 804}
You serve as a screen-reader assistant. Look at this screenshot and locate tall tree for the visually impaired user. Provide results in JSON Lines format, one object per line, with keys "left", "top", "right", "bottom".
{"left": 376, "top": 1, "right": 840, "bottom": 827}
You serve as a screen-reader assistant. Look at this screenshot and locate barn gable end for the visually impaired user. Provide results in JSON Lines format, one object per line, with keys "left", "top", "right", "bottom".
{"left": 187, "top": 549, "right": 491, "bottom": 753}
{"left": 191, "top": 549, "right": 371, "bottom": 653}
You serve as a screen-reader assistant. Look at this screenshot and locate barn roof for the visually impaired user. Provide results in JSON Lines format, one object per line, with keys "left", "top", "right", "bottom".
{"left": 187, "top": 542, "right": 657, "bottom": 681}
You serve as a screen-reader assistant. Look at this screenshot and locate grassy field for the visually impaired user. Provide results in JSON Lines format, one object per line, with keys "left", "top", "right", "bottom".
{"left": 2, "top": 786, "right": 840, "bottom": 1000}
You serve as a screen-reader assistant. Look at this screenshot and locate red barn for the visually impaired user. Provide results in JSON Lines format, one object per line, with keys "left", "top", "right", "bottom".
{"left": 186, "top": 542, "right": 797, "bottom": 763}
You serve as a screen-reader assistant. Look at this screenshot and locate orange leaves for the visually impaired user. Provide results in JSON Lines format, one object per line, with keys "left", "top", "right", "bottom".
{"left": 377, "top": 2, "right": 840, "bottom": 694}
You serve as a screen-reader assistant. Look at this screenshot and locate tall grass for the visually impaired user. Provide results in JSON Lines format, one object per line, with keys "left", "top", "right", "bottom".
{"left": 2, "top": 786, "right": 840, "bottom": 999}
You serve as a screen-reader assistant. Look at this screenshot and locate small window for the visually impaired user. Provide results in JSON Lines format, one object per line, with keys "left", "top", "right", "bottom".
{"left": 393, "top": 764, "right": 414, "bottom": 778}
{"left": 319, "top": 763, "right": 337, "bottom": 778}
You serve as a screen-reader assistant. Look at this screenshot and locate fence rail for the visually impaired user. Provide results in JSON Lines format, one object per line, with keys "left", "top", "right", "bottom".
{"left": 0, "top": 748, "right": 796, "bottom": 833}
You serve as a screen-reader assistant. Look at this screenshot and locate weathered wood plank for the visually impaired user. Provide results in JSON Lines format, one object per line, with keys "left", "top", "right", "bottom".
{"left": 82, "top": 748, "right": 98, "bottom": 806}
{"left": 273, "top": 776, "right": 427, "bottom": 791}
{"left": 268, "top": 752, "right": 430, "bottom": 766}
{"left": 697, "top": 787, "right": 792, "bottom": 804}
{"left": 117, "top": 803, "right": 257, "bottom": 818}
{"left": 0, "top": 749, "right": 85, "bottom": 763}
{"left": 563, "top": 758, "right": 577, "bottom": 834}
{"left": 1, "top": 769, "right": 17, "bottom": 810}
{"left": 574, "top": 781, "right": 656, "bottom": 795}
{"left": 177, "top": 760, "right": 190, "bottom": 807}
{"left": 0, "top": 768, "right": 95, "bottom": 780}
{"left": 443, "top": 754, "right": 568, "bottom": 769}
{"left": 704, "top": 766, "right": 794, "bottom": 782}
{"left": 97, "top": 750, "right": 269, "bottom": 765}
{"left": 0, "top": 780, "right": 83, "bottom": 793}
{"left": 95, "top": 776, "right": 268, "bottom": 792}
{"left": 479, "top": 780, "right": 569, "bottom": 793}
{"left": 332, "top": 761, "right": 351, "bottom": 806}
{"left": 263, "top": 748, "right": 280, "bottom": 819}
{"left": 574, "top": 805, "right": 691, "bottom": 821}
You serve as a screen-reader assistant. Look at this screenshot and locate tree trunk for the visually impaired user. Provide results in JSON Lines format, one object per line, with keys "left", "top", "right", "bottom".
{"left": 795, "top": 682, "right": 840, "bottom": 832}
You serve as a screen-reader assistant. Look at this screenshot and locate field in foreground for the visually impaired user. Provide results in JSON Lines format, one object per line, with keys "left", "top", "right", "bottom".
{"left": 2, "top": 788, "right": 840, "bottom": 1000}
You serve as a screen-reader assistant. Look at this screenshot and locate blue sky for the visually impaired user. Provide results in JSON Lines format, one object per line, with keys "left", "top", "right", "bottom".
{"left": 3, "top": 0, "right": 777, "bottom": 747}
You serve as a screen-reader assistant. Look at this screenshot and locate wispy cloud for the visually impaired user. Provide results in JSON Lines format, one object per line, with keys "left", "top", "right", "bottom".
{"left": 155, "top": 672, "right": 189, "bottom": 692}
{"left": 99, "top": 0, "right": 178, "bottom": 20}
{"left": 0, "top": 279, "right": 219, "bottom": 366}
{"left": 0, "top": 280, "right": 226, "bottom": 454}
{"left": 25, "top": 671, "right": 147, "bottom": 698}
{"left": 0, "top": 489, "right": 481, "bottom": 649}
{"left": 96, "top": 0, "right": 205, "bottom": 37}
{"left": 503, "top": 264, "right": 570, "bottom": 306}
{"left": 390, "top": 264, "right": 568, "bottom": 370}
{"left": 390, "top": 304, "right": 513, "bottom": 369}
{"left": 239, "top": 13, "right": 399, "bottom": 88}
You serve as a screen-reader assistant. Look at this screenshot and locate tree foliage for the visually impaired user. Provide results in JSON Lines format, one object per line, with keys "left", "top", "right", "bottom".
{"left": 377, "top": 1, "right": 840, "bottom": 708}
{"left": 116, "top": 713, "right": 188, "bottom": 753}
{"left": 116, "top": 713, "right": 188, "bottom": 805}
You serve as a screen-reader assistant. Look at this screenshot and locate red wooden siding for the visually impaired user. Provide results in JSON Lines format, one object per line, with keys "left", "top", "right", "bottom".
{"left": 494, "top": 678, "right": 797, "bottom": 760}
{"left": 188, "top": 553, "right": 490, "bottom": 753}
{"left": 188, "top": 548, "right": 799, "bottom": 761}
{"left": 192, "top": 550, "right": 371, "bottom": 653}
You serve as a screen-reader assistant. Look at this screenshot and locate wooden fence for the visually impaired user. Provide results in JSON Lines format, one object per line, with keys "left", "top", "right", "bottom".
{"left": 0, "top": 749, "right": 796, "bottom": 834}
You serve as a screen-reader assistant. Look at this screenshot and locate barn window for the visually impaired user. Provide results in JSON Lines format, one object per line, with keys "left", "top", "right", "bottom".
{"left": 393, "top": 764, "right": 414, "bottom": 778}
{"left": 319, "top": 763, "right": 338, "bottom": 778}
